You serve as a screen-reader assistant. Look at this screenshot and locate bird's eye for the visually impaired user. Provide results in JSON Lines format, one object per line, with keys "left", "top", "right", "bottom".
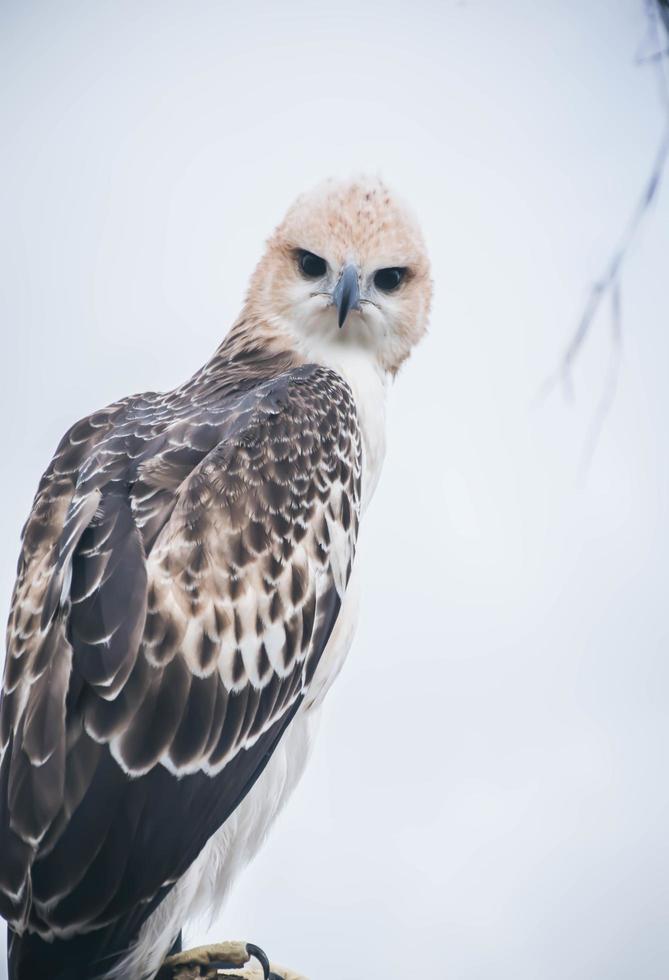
{"left": 373, "top": 267, "right": 406, "bottom": 292}
{"left": 297, "top": 250, "right": 327, "bottom": 278}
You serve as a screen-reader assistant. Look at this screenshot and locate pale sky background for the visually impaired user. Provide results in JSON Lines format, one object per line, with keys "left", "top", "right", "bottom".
{"left": 1, "top": 2, "right": 668, "bottom": 978}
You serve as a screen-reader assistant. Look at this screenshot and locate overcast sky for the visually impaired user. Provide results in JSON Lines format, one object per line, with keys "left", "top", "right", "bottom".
{"left": 1, "top": 2, "right": 668, "bottom": 978}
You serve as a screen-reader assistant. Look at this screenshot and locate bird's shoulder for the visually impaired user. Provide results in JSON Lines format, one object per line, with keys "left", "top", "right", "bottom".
{"left": 8, "top": 362, "right": 359, "bottom": 632}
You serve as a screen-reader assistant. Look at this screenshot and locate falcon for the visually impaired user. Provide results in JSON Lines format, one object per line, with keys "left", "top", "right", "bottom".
{"left": 0, "top": 176, "right": 432, "bottom": 980}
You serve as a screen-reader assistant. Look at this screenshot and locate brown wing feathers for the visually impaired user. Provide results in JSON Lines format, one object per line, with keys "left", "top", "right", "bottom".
{"left": 0, "top": 364, "right": 361, "bottom": 957}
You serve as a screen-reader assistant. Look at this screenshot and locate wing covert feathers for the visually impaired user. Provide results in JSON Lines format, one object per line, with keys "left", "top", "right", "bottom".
{"left": 0, "top": 363, "right": 361, "bottom": 943}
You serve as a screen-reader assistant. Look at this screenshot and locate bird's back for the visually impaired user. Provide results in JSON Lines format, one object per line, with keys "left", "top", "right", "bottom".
{"left": 0, "top": 350, "right": 362, "bottom": 979}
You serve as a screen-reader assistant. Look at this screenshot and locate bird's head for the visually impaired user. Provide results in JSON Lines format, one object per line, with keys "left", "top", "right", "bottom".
{"left": 242, "top": 176, "right": 432, "bottom": 376}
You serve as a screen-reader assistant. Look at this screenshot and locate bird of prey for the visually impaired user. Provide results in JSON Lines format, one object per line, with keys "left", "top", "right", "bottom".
{"left": 0, "top": 176, "right": 432, "bottom": 980}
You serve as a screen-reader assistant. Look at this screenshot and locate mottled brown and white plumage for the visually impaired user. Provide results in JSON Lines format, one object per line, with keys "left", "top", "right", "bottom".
{"left": 0, "top": 176, "right": 431, "bottom": 980}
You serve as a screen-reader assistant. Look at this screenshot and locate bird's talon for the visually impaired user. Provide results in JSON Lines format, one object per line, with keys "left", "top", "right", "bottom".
{"left": 246, "top": 943, "right": 271, "bottom": 979}
{"left": 157, "top": 939, "right": 297, "bottom": 979}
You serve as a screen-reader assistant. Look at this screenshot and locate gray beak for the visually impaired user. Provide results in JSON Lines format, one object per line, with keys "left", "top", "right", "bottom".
{"left": 332, "top": 264, "right": 361, "bottom": 328}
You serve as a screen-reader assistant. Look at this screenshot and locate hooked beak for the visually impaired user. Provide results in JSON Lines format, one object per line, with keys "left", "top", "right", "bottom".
{"left": 332, "top": 264, "right": 361, "bottom": 328}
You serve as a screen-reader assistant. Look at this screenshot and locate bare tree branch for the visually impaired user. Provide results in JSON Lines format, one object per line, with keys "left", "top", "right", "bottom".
{"left": 538, "top": 0, "right": 669, "bottom": 465}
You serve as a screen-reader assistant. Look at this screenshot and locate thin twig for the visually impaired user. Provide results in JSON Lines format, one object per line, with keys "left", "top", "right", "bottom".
{"left": 579, "top": 281, "right": 623, "bottom": 475}
{"left": 637, "top": 48, "right": 669, "bottom": 64}
{"left": 538, "top": 0, "right": 669, "bottom": 466}
{"left": 538, "top": 118, "right": 669, "bottom": 403}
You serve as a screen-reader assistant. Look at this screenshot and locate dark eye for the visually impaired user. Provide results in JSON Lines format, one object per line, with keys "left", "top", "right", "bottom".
{"left": 297, "top": 250, "right": 327, "bottom": 278}
{"left": 373, "top": 267, "right": 406, "bottom": 292}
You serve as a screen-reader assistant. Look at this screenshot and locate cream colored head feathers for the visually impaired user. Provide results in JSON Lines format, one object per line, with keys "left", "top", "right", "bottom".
{"left": 238, "top": 176, "right": 432, "bottom": 376}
